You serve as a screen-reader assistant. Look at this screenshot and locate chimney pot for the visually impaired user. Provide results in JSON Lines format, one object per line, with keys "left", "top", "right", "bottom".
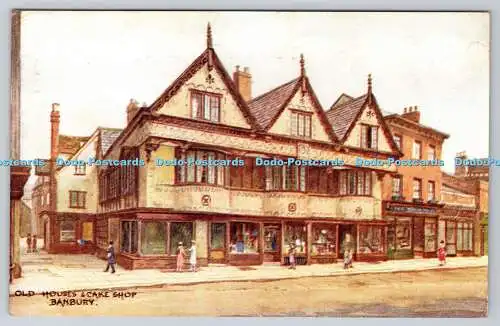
{"left": 52, "top": 103, "right": 60, "bottom": 112}
{"left": 415, "top": 105, "right": 418, "bottom": 111}
{"left": 243, "top": 67, "right": 249, "bottom": 73}
{"left": 403, "top": 107, "right": 407, "bottom": 113}
{"left": 236, "top": 65, "right": 240, "bottom": 72}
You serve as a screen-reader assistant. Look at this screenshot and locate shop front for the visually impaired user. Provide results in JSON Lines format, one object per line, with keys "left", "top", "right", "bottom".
{"left": 439, "top": 207, "right": 477, "bottom": 257}
{"left": 383, "top": 201, "right": 442, "bottom": 259}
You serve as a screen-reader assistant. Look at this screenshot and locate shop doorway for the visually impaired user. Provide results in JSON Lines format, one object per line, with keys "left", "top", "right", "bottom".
{"left": 263, "top": 224, "right": 281, "bottom": 262}
{"left": 208, "top": 222, "right": 227, "bottom": 264}
{"left": 338, "top": 224, "right": 357, "bottom": 260}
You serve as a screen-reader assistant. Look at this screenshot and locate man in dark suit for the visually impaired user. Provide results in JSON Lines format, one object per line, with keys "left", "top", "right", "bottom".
{"left": 104, "top": 241, "right": 116, "bottom": 273}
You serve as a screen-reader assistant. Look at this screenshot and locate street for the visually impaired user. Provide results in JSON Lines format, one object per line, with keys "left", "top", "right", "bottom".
{"left": 10, "top": 267, "right": 487, "bottom": 317}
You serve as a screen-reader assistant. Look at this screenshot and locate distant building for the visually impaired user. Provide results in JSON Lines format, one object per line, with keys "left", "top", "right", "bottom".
{"left": 455, "top": 151, "right": 489, "bottom": 181}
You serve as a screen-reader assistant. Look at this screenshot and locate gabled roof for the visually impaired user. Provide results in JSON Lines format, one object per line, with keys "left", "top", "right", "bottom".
{"left": 98, "top": 127, "right": 123, "bottom": 156}
{"left": 326, "top": 94, "right": 368, "bottom": 141}
{"left": 326, "top": 84, "right": 402, "bottom": 155}
{"left": 58, "top": 135, "right": 90, "bottom": 156}
{"left": 148, "top": 38, "right": 259, "bottom": 130}
{"left": 247, "top": 54, "right": 339, "bottom": 143}
{"left": 248, "top": 78, "right": 301, "bottom": 130}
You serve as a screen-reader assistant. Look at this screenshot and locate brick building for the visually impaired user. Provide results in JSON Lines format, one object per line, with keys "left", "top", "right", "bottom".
{"left": 381, "top": 106, "right": 449, "bottom": 259}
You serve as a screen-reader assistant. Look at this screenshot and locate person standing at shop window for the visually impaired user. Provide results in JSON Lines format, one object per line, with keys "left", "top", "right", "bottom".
{"left": 188, "top": 240, "right": 197, "bottom": 272}
{"left": 288, "top": 243, "right": 297, "bottom": 270}
{"left": 176, "top": 242, "right": 186, "bottom": 272}
{"left": 26, "top": 233, "right": 32, "bottom": 254}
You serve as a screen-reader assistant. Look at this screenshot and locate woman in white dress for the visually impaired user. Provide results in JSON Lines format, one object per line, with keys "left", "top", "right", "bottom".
{"left": 189, "top": 240, "right": 197, "bottom": 272}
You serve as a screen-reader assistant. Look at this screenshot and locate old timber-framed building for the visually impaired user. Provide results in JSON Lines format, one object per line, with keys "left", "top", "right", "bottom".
{"left": 39, "top": 24, "right": 404, "bottom": 269}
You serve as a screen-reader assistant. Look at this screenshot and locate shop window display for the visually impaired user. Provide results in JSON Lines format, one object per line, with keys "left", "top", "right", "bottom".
{"left": 311, "top": 225, "right": 337, "bottom": 256}
{"left": 283, "top": 224, "right": 307, "bottom": 255}
{"left": 358, "top": 225, "right": 384, "bottom": 254}
{"left": 169, "top": 222, "right": 193, "bottom": 254}
{"left": 230, "top": 222, "right": 259, "bottom": 254}
{"left": 424, "top": 218, "right": 437, "bottom": 252}
{"left": 140, "top": 222, "right": 166, "bottom": 255}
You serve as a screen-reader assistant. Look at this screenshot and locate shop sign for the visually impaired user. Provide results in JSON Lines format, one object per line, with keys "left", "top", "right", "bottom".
{"left": 386, "top": 203, "right": 437, "bottom": 215}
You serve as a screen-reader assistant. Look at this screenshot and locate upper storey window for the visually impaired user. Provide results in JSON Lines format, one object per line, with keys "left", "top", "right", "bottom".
{"left": 191, "top": 90, "right": 221, "bottom": 123}
{"left": 360, "top": 124, "right": 378, "bottom": 150}
{"left": 290, "top": 111, "right": 312, "bottom": 138}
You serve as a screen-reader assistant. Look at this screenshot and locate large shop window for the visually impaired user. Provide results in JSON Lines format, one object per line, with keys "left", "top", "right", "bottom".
{"left": 388, "top": 218, "right": 412, "bottom": 252}
{"left": 121, "top": 221, "right": 138, "bottom": 254}
{"left": 360, "top": 125, "right": 378, "bottom": 150}
{"left": 284, "top": 223, "right": 307, "bottom": 255}
{"left": 170, "top": 222, "right": 193, "bottom": 254}
{"left": 339, "top": 170, "right": 372, "bottom": 196}
{"left": 60, "top": 220, "right": 76, "bottom": 242}
{"left": 140, "top": 222, "right": 166, "bottom": 255}
{"left": 290, "top": 111, "right": 312, "bottom": 138}
{"left": 311, "top": 224, "right": 337, "bottom": 256}
{"left": 265, "top": 165, "right": 306, "bottom": 191}
{"left": 191, "top": 91, "right": 221, "bottom": 123}
{"left": 457, "top": 222, "right": 473, "bottom": 251}
{"left": 230, "top": 157, "right": 265, "bottom": 190}
{"left": 358, "top": 225, "right": 384, "bottom": 254}
{"left": 177, "top": 150, "right": 226, "bottom": 186}
{"left": 210, "top": 223, "right": 226, "bottom": 249}
{"left": 308, "top": 167, "right": 338, "bottom": 195}
{"left": 230, "top": 222, "right": 259, "bottom": 254}
{"left": 424, "top": 218, "right": 437, "bottom": 252}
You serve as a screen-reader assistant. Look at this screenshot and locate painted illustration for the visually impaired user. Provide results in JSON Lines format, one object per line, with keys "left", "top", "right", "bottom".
{"left": 8, "top": 11, "right": 489, "bottom": 317}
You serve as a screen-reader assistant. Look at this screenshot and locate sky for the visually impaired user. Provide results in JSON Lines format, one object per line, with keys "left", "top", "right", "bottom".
{"left": 19, "top": 11, "right": 490, "bottom": 173}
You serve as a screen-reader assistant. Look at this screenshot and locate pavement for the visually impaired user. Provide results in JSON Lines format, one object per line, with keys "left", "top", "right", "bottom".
{"left": 10, "top": 246, "right": 488, "bottom": 295}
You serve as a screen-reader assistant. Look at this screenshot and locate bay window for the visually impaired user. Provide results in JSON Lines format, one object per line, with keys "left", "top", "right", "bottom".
{"left": 176, "top": 150, "right": 226, "bottom": 186}
{"left": 307, "top": 167, "right": 338, "bottom": 195}
{"left": 265, "top": 164, "right": 306, "bottom": 191}
{"left": 339, "top": 170, "right": 372, "bottom": 196}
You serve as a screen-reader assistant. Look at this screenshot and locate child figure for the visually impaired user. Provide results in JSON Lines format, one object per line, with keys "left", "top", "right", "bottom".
{"left": 189, "top": 240, "right": 197, "bottom": 272}
{"left": 437, "top": 240, "right": 447, "bottom": 266}
{"left": 288, "top": 244, "right": 296, "bottom": 270}
{"left": 176, "top": 242, "right": 185, "bottom": 272}
{"left": 343, "top": 249, "right": 350, "bottom": 270}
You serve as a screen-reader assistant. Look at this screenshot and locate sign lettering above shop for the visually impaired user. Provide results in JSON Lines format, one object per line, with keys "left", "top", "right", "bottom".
{"left": 386, "top": 203, "right": 437, "bottom": 215}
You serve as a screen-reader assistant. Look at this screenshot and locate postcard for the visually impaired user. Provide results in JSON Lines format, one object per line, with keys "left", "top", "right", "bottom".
{"left": 8, "top": 11, "right": 489, "bottom": 317}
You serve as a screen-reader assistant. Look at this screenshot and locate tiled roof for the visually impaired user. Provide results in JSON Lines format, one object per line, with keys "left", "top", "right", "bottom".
{"left": 58, "top": 135, "right": 90, "bottom": 156}
{"left": 248, "top": 78, "right": 300, "bottom": 130}
{"left": 325, "top": 94, "right": 368, "bottom": 140}
{"left": 99, "top": 127, "right": 123, "bottom": 156}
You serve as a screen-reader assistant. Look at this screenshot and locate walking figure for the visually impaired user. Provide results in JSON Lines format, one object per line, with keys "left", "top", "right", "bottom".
{"left": 176, "top": 242, "right": 185, "bottom": 272}
{"left": 31, "top": 234, "right": 38, "bottom": 254}
{"left": 26, "top": 233, "right": 32, "bottom": 254}
{"left": 104, "top": 241, "right": 116, "bottom": 273}
{"left": 288, "top": 243, "right": 296, "bottom": 270}
{"left": 344, "top": 249, "right": 354, "bottom": 269}
{"left": 189, "top": 240, "right": 197, "bottom": 272}
{"left": 437, "top": 240, "right": 447, "bottom": 266}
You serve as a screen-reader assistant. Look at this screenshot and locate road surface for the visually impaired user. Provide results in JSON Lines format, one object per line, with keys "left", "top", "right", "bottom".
{"left": 10, "top": 267, "right": 487, "bottom": 317}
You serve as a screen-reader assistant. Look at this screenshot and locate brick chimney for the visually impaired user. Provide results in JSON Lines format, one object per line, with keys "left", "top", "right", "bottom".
{"left": 126, "top": 99, "right": 140, "bottom": 124}
{"left": 233, "top": 66, "right": 252, "bottom": 102}
{"left": 50, "top": 103, "right": 60, "bottom": 160}
{"left": 401, "top": 105, "right": 421, "bottom": 123}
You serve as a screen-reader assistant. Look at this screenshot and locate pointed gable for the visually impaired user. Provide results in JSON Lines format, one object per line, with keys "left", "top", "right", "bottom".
{"left": 326, "top": 75, "right": 401, "bottom": 154}
{"left": 248, "top": 54, "right": 338, "bottom": 143}
{"left": 149, "top": 24, "right": 258, "bottom": 130}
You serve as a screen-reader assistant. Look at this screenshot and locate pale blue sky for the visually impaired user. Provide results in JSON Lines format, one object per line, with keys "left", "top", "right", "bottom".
{"left": 19, "top": 11, "right": 490, "bottom": 173}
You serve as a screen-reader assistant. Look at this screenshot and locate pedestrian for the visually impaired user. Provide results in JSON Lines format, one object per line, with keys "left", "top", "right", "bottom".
{"left": 104, "top": 240, "right": 116, "bottom": 273}
{"left": 343, "top": 249, "right": 350, "bottom": 270}
{"left": 26, "top": 233, "right": 32, "bottom": 254}
{"left": 288, "top": 243, "right": 296, "bottom": 270}
{"left": 189, "top": 240, "right": 197, "bottom": 272}
{"left": 348, "top": 249, "right": 354, "bottom": 269}
{"left": 437, "top": 240, "right": 447, "bottom": 266}
{"left": 176, "top": 242, "right": 185, "bottom": 272}
{"left": 32, "top": 234, "right": 38, "bottom": 254}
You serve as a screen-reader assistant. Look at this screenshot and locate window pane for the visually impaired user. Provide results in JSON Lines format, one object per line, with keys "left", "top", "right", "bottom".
{"left": 230, "top": 222, "right": 259, "bottom": 254}
{"left": 361, "top": 126, "right": 368, "bottom": 148}
{"left": 395, "top": 218, "right": 412, "bottom": 250}
{"left": 210, "top": 96, "right": 220, "bottom": 122}
{"left": 203, "top": 95, "right": 211, "bottom": 120}
{"left": 140, "top": 222, "right": 166, "bottom": 255}
{"left": 211, "top": 223, "right": 226, "bottom": 249}
{"left": 196, "top": 151, "right": 205, "bottom": 183}
{"left": 290, "top": 113, "right": 297, "bottom": 136}
{"left": 191, "top": 94, "right": 200, "bottom": 118}
{"left": 365, "top": 172, "right": 371, "bottom": 195}
{"left": 60, "top": 220, "right": 76, "bottom": 242}
{"left": 339, "top": 171, "right": 347, "bottom": 195}
{"left": 305, "top": 115, "right": 311, "bottom": 137}
{"left": 299, "top": 166, "right": 306, "bottom": 191}
{"left": 357, "top": 172, "right": 364, "bottom": 195}
{"left": 186, "top": 152, "right": 195, "bottom": 182}
{"left": 170, "top": 222, "right": 193, "bottom": 254}
{"left": 207, "top": 152, "right": 216, "bottom": 184}
{"left": 284, "top": 223, "right": 307, "bottom": 255}
{"left": 311, "top": 225, "right": 337, "bottom": 256}
{"left": 370, "top": 127, "right": 378, "bottom": 149}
